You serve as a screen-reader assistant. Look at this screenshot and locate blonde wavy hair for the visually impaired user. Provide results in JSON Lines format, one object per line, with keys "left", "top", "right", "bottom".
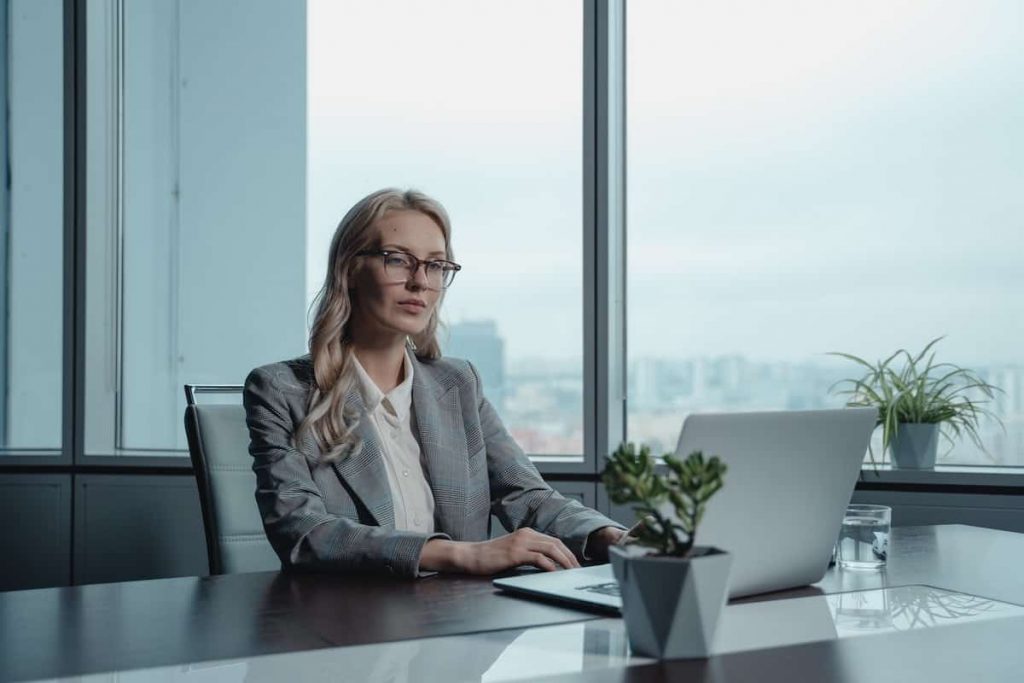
{"left": 296, "top": 188, "right": 453, "bottom": 462}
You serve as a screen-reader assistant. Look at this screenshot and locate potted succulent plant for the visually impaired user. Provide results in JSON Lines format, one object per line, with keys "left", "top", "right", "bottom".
{"left": 601, "top": 442, "right": 729, "bottom": 659}
{"left": 830, "top": 337, "right": 1002, "bottom": 469}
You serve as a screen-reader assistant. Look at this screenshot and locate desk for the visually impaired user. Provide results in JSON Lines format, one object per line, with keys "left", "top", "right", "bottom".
{"left": 2, "top": 524, "right": 1023, "bottom": 682}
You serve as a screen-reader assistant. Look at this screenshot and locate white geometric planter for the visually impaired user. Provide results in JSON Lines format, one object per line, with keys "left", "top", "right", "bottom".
{"left": 609, "top": 545, "right": 732, "bottom": 659}
{"left": 891, "top": 423, "right": 940, "bottom": 469}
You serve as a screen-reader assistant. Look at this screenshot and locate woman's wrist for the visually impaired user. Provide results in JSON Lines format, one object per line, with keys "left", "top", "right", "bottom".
{"left": 420, "top": 538, "right": 468, "bottom": 573}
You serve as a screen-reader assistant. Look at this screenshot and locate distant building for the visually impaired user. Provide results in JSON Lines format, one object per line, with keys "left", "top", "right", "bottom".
{"left": 630, "top": 358, "right": 660, "bottom": 411}
{"left": 986, "top": 366, "right": 1022, "bottom": 418}
{"left": 629, "top": 357, "right": 694, "bottom": 411}
{"left": 445, "top": 320, "right": 506, "bottom": 409}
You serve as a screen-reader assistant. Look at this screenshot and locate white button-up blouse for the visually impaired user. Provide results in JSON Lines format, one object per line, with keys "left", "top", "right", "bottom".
{"left": 350, "top": 352, "right": 436, "bottom": 534}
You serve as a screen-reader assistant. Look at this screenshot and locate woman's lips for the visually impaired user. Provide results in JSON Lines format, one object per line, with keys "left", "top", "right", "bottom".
{"left": 397, "top": 300, "right": 426, "bottom": 313}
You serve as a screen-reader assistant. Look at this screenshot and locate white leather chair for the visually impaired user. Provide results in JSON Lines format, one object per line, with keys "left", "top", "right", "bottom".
{"left": 184, "top": 384, "right": 280, "bottom": 575}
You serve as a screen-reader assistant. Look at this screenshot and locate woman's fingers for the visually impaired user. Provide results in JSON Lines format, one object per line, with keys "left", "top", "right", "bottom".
{"left": 528, "top": 552, "right": 559, "bottom": 572}
{"left": 519, "top": 535, "right": 578, "bottom": 570}
{"left": 482, "top": 528, "right": 581, "bottom": 573}
{"left": 540, "top": 539, "right": 580, "bottom": 570}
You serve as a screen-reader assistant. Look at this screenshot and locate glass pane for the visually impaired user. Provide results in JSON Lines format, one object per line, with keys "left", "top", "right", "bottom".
{"left": 2, "top": 0, "right": 63, "bottom": 451}
{"left": 308, "top": 0, "right": 584, "bottom": 456}
{"left": 85, "top": 0, "right": 307, "bottom": 453}
{"left": 627, "top": 1, "right": 1023, "bottom": 465}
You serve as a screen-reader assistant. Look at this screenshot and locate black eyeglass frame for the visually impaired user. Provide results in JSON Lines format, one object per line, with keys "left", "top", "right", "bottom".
{"left": 356, "top": 249, "right": 462, "bottom": 289}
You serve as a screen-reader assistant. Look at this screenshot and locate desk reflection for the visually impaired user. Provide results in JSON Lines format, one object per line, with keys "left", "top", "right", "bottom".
{"left": 204, "top": 620, "right": 629, "bottom": 683}
{"left": 37, "top": 585, "right": 1024, "bottom": 682}
{"left": 234, "top": 628, "right": 524, "bottom": 683}
{"left": 829, "top": 585, "right": 1006, "bottom": 637}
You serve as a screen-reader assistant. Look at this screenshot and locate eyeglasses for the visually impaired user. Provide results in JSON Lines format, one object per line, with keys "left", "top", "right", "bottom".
{"left": 357, "top": 249, "right": 462, "bottom": 290}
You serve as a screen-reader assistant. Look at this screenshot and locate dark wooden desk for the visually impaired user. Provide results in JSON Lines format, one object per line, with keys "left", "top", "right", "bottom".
{"left": 1, "top": 525, "right": 1023, "bottom": 682}
{"left": 0, "top": 564, "right": 595, "bottom": 682}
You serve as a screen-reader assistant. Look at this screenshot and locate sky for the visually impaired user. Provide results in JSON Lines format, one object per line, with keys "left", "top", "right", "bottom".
{"left": 307, "top": 0, "right": 1023, "bottom": 368}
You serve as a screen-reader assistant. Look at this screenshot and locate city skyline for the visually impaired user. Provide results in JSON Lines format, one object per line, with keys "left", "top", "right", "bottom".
{"left": 447, "top": 318, "right": 1024, "bottom": 467}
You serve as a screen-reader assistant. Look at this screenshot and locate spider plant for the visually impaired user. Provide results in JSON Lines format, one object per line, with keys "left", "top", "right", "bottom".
{"left": 829, "top": 337, "right": 1002, "bottom": 464}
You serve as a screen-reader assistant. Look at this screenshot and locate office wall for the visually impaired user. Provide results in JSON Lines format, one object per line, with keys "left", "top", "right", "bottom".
{"left": 0, "top": 475, "right": 71, "bottom": 590}
{"left": 73, "top": 474, "right": 207, "bottom": 585}
{"left": 850, "top": 489, "right": 1024, "bottom": 535}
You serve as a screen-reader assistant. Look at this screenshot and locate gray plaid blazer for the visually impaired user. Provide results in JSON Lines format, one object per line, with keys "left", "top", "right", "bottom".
{"left": 243, "top": 353, "right": 621, "bottom": 578}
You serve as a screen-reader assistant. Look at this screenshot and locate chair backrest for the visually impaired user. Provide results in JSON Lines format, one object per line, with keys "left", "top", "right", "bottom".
{"left": 184, "top": 385, "right": 280, "bottom": 575}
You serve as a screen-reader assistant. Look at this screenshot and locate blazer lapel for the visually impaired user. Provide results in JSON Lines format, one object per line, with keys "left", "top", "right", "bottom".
{"left": 412, "top": 360, "right": 469, "bottom": 540}
{"left": 329, "top": 387, "right": 395, "bottom": 528}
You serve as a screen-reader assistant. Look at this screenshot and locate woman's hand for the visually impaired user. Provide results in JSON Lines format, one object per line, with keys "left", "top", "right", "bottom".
{"left": 583, "top": 525, "right": 629, "bottom": 563}
{"left": 420, "top": 528, "right": 580, "bottom": 575}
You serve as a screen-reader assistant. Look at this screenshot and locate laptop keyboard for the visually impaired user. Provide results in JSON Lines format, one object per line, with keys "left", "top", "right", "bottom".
{"left": 575, "top": 582, "right": 621, "bottom": 597}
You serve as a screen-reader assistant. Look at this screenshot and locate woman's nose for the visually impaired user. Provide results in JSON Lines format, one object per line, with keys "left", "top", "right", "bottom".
{"left": 407, "top": 264, "right": 430, "bottom": 289}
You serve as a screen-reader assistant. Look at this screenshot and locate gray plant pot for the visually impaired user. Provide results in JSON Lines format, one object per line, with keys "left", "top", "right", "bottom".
{"left": 891, "top": 423, "right": 940, "bottom": 469}
{"left": 609, "top": 545, "right": 732, "bottom": 660}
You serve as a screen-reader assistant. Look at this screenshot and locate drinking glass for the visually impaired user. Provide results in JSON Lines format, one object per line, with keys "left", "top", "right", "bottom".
{"left": 837, "top": 504, "right": 891, "bottom": 570}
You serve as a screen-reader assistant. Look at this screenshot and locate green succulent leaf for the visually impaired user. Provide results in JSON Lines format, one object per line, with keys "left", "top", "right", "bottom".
{"left": 601, "top": 443, "right": 727, "bottom": 558}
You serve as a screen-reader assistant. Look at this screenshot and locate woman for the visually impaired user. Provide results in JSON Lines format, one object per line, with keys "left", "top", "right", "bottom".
{"left": 244, "top": 188, "right": 625, "bottom": 578}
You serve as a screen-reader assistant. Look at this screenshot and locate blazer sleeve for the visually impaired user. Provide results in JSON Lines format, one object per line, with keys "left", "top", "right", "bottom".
{"left": 469, "top": 362, "right": 625, "bottom": 560}
{"left": 243, "top": 366, "right": 449, "bottom": 578}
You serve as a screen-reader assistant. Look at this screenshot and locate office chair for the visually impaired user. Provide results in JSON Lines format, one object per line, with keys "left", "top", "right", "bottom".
{"left": 184, "top": 384, "right": 281, "bottom": 575}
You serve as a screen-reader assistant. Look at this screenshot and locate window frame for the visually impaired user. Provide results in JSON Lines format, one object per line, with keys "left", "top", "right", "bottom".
{"left": 5, "top": 0, "right": 1018, "bottom": 486}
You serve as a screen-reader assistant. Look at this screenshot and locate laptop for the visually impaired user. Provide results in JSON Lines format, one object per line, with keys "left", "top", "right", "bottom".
{"left": 494, "top": 408, "right": 877, "bottom": 613}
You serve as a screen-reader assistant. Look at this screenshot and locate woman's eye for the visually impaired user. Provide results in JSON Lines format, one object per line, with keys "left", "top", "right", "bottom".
{"left": 384, "top": 255, "right": 409, "bottom": 268}
{"left": 425, "top": 262, "right": 445, "bottom": 274}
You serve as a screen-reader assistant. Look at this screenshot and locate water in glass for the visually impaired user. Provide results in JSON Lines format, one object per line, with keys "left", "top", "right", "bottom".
{"left": 838, "top": 515, "right": 889, "bottom": 570}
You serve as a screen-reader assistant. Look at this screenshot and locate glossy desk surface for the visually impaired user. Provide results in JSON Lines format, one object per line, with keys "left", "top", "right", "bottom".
{"left": 2, "top": 524, "right": 1023, "bottom": 682}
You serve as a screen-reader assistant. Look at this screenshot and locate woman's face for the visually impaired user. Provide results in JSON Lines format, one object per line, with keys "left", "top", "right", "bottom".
{"left": 350, "top": 209, "right": 447, "bottom": 341}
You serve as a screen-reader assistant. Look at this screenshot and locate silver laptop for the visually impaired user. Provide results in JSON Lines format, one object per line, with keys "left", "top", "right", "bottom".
{"left": 494, "top": 408, "right": 877, "bottom": 613}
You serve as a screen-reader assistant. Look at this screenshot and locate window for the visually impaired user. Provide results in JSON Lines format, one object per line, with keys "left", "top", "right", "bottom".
{"left": 626, "top": 1, "right": 1023, "bottom": 465}
{"left": 77, "top": 1, "right": 1021, "bottom": 469}
{"left": 84, "top": 0, "right": 306, "bottom": 454}
{"left": 308, "top": 0, "right": 585, "bottom": 456}
{"left": 1, "top": 0, "right": 63, "bottom": 453}
{"left": 82, "top": 0, "right": 586, "bottom": 458}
